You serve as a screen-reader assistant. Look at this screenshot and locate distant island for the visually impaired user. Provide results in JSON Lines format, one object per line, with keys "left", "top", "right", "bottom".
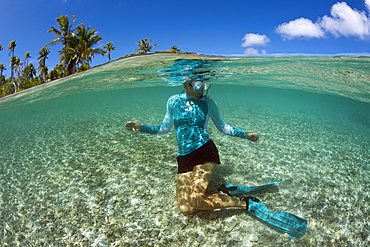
{"left": 0, "top": 15, "right": 194, "bottom": 99}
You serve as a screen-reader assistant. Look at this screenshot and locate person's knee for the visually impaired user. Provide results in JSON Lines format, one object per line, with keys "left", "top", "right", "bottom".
{"left": 178, "top": 202, "right": 198, "bottom": 215}
{"left": 178, "top": 204, "right": 192, "bottom": 215}
{"left": 177, "top": 192, "right": 200, "bottom": 215}
{"left": 189, "top": 191, "right": 205, "bottom": 209}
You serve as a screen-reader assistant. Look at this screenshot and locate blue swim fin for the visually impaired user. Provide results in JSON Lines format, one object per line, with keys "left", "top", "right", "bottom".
{"left": 217, "top": 180, "right": 281, "bottom": 196}
{"left": 243, "top": 196, "right": 307, "bottom": 239}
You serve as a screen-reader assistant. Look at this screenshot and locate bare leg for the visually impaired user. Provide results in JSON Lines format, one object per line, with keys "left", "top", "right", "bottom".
{"left": 176, "top": 162, "right": 246, "bottom": 215}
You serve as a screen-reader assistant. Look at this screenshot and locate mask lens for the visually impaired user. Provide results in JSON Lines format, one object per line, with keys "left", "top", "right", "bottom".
{"left": 191, "top": 82, "right": 211, "bottom": 93}
{"left": 190, "top": 82, "right": 202, "bottom": 92}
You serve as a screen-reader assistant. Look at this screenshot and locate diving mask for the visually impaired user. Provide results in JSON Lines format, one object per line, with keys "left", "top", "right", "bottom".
{"left": 188, "top": 81, "right": 211, "bottom": 98}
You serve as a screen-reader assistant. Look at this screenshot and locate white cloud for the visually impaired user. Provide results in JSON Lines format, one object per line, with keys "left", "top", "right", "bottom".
{"left": 244, "top": 47, "right": 259, "bottom": 55}
{"left": 320, "top": 2, "right": 369, "bottom": 39}
{"left": 242, "top": 33, "right": 270, "bottom": 47}
{"left": 367, "top": 0, "right": 370, "bottom": 31}
{"left": 366, "top": 0, "right": 370, "bottom": 12}
{"left": 276, "top": 1, "right": 370, "bottom": 40}
{"left": 276, "top": 18, "right": 325, "bottom": 40}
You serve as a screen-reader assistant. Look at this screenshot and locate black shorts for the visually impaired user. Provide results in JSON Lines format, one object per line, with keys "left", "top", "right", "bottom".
{"left": 177, "top": 140, "right": 221, "bottom": 174}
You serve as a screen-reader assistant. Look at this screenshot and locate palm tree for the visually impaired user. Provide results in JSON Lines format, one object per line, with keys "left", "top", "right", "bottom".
{"left": 45, "top": 14, "right": 84, "bottom": 76}
{"left": 23, "top": 63, "right": 36, "bottom": 80}
{"left": 9, "top": 56, "right": 21, "bottom": 92}
{"left": 9, "top": 55, "right": 18, "bottom": 80}
{"left": 134, "top": 38, "right": 158, "bottom": 54}
{"left": 49, "top": 63, "right": 64, "bottom": 80}
{"left": 169, "top": 45, "right": 181, "bottom": 53}
{"left": 37, "top": 47, "right": 50, "bottom": 66}
{"left": 78, "top": 25, "right": 104, "bottom": 67}
{"left": 65, "top": 25, "right": 104, "bottom": 73}
{"left": 24, "top": 52, "right": 31, "bottom": 67}
{"left": 0, "top": 45, "right": 3, "bottom": 87}
{"left": 54, "top": 63, "right": 64, "bottom": 78}
{"left": 103, "top": 42, "right": 116, "bottom": 60}
{"left": 0, "top": 63, "right": 6, "bottom": 87}
{"left": 37, "top": 47, "right": 50, "bottom": 82}
{"left": 7, "top": 40, "right": 17, "bottom": 78}
{"left": 38, "top": 66, "right": 48, "bottom": 83}
{"left": 7, "top": 40, "right": 17, "bottom": 59}
{"left": 14, "top": 57, "right": 25, "bottom": 90}
{"left": 0, "top": 63, "right": 6, "bottom": 76}
{"left": 7, "top": 40, "right": 16, "bottom": 56}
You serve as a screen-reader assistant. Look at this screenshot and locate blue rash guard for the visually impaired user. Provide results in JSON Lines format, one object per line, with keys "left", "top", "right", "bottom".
{"left": 140, "top": 93, "right": 247, "bottom": 156}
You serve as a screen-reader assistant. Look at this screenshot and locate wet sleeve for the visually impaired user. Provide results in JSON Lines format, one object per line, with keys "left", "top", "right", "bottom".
{"left": 207, "top": 98, "right": 247, "bottom": 138}
{"left": 140, "top": 95, "right": 175, "bottom": 134}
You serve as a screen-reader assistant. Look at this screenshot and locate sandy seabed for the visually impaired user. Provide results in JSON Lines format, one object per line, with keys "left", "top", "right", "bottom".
{"left": 1, "top": 91, "right": 369, "bottom": 247}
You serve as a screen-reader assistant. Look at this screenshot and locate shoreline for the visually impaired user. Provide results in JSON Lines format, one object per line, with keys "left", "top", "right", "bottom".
{"left": 1, "top": 53, "right": 369, "bottom": 104}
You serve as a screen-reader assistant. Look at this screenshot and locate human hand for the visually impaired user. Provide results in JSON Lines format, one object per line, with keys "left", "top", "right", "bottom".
{"left": 125, "top": 121, "right": 142, "bottom": 132}
{"left": 246, "top": 132, "right": 259, "bottom": 143}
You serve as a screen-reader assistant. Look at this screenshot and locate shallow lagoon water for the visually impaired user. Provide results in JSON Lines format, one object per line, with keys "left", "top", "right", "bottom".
{"left": 0, "top": 55, "right": 370, "bottom": 246}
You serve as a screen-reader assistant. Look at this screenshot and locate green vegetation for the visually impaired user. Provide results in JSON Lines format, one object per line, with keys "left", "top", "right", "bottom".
{"left": 134, "top": 38, "right": 158, "bottom": 54}
{"left": 0, "top": 14, "right": 189, "bottom": 99}
{"left": 45, "top": 14, "right": 84, "bottom": 77}
{"left": 169, "top": 45, "right": 181, "bottom": 53}
{"left": 104, "top": 42, "right": 116, "bottom": 61}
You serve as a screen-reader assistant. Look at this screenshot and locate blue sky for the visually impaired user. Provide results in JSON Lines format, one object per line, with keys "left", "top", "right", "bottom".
{"left": 1, "top": 0, "right": 370, "bottom": 77}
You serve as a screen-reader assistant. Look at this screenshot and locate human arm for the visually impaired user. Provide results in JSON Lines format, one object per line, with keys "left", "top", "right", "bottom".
{"left": 207, "top": 99, "right": 259, "bottom": 143}
{"left": 246, "top": 132, "right": 259, "bottom": 143}
{"left": 125, "top": 95, "right": 175, "bottom": 134}
{"left": 125, "top": 121, "right": 142, "bottom": 132}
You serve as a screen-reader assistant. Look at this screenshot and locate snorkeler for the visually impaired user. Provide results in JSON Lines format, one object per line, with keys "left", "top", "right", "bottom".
{"left": 125, "top": 79, "right": 307, "bottom": 239}
{"left": 125, "top": 80, "right": 259, "bottom": 215}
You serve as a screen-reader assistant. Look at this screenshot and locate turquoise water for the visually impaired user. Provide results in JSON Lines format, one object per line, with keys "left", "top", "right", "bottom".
{"left": 0, "top": 54, "right": 369, "bottom": 246}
